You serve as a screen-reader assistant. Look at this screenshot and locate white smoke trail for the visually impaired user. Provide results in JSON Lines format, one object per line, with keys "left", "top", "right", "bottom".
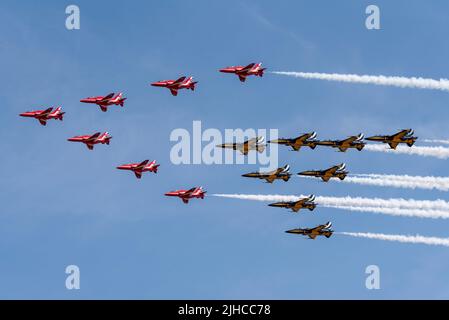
{"left": 342, "top": 174, "right": 449, "bottom": 191}
{"left": 213, "top": 194, "right": 449, "bottom": 219}
{"left": 332, "top": 206, "right": 449, "bottom": 219}
{"left": 271, "top": 71, "right": 449, "bottom": 92}
{"left": 423, "top": 139, "right": 449, "bottom": 145}
{"left": 364, "top": 144, "right": 449, "bottom": 159}
{"left": 339, "top": 232, "right": 449, "bottom": 247}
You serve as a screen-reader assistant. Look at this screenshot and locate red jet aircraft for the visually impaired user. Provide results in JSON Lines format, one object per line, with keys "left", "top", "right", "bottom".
{"left": 116, "top": 160, "right": 160, "bottom": 179}
{"left": 165, "top": 186, "right": 206, "bottom": 204}
{"left": 67, "top": 132, "right": 112, "bottom": 150}
{"left": 20, "top": 107, "right": 65, "bottom": 126}
{"left": 151, "top": 76, "right": 197, "bottom": 96}
{"left": 80, "top": 92, "right": 126, "bottom": 112}
{"left": 219, "top": 62, "right": 266, "bottom": 82}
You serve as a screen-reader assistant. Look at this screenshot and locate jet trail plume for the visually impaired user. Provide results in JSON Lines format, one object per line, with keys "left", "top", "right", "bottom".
{"left": 341, "top": 174, "right": 449, "bottom": 191}
{"left": 213, "top": 194, "right": 449, "bottom": 219}
{"left": 271, "top": 71, "right": 449, "bottom": 92}
{"left": 332, "top": 206, "right": 449, "bottom": 219}
{"left": 338, "top": 232, "right": 449, "bottom": 248}
{"left": 364, "top": 144, "right": 449, "bottom": 159}
{"left": 423, "top": 139, "right": 449, "bottom": 145}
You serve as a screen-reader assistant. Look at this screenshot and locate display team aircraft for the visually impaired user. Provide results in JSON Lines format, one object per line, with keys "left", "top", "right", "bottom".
{"left": 116, "top": 160, "right": 159, "bottom": 179}
{"left": 67, "top": 132, "right": 112, "bottom": 150}
{"left": 297, "top": 163, "right": 348, "bottom": 182}
{"left": 20, "top": 107, "right": 65, "bottom": 126}
{"left": 219, "top": 62, "right": 266, "bottom": 82}
{"left": 268, "top": 132, "right": 317, "bottom": 151}
{"left": 285, "top": 222, "right": 333, "bottom": 239}
{"left": 216, "top": 136, "right": 265, "bottom": 155}
{"left": 80, "top": 92, "right": 126, "bottom": 112}
{"left": 365, "top": 129, "right": 417, "bottom": 149}
{"left": 268, "top": 195, "right": 316, "bottom": 213}
{"left": 165, "top": 187, "right": 206, "bottom": 204}
{"left": 242, "top": 165, "right": 291, "bottom": 183}
{"left": 151, "top": 76, "right": 197, "bottom": 96}
{"left": 316, "top": 133, "right": 365, "bottom": 152}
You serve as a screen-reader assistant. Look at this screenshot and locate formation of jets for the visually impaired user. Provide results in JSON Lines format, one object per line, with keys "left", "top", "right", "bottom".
{"left": 315, "top": 133, "right": 365, "bottom": 152}
{"left": 151, "top": 76, "right": 197, "bottom": 96}
{"left": 20, "top": 106, "right": 65, "bottom": 126}
{"left": 241, "top": 163, "right": 349, "bottom": 185}
{"left": 216, "top": 136, "right": 266, "bottom": 155}
{"left": 365, "top": 129, "right": 417, "bottom": 149}
{"left": 268, "top": 195, "right": 316, "bottom": 213}
{"left": 80, "top": 92, "right": 126, "bottom": 112}
{"left": 298, "top": 163, "right": 348, "bottom": 182}
{"left": 268, "top": 132, "right": 317, "bottom": 151}
{"left": 242, "top": 165, "right": 291, "bottom": 183}
{"left": 219, "top": 62, "right": 266, "bottom": 82}
{"left": 67, "top": 132, "right": 112, "bottom": 150}
{"left": 165, "top": 187, "right": 206, "bottom": 204}
{"left": 285, "top": 222, "right": 334, "bottom": 239}
{"left": 268, "top": 130, "right": 416, "bottom": 152}
{"left": 18, "top": 61, "right": 421, "bottom": 240}
{"left": 116, "top": 160, "right": 160, "bottom": 179}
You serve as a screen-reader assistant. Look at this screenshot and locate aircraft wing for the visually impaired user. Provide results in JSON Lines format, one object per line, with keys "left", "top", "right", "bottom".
{"left": 314, "top": 222, "right": 332, "bottom": 231}
{"left": 245, "top": 137, "right": 259, "bottom": 147}
{"left": 341, "top": 136, "right": 360, "bottom": 144}
{"left": 86, "top": 132, "right": 101, "bottom": 141}
{"left": 183, "top": 187, "right": 197, "bottom": 196}
{"left": 39, "top": 107, "right": 54, "bottom": 116}
{"left": 245, "top": 136, "right": 265, "bottom": 147}
{"left": 136, "top": 159, "right": 149, "bottom": 169}
{"left": 325, "top": 166, "right": 339, "bottom": 175}
{"left": 392, "top": 130, "right": 410, "bottom": 140}
{"left": 172, "top": 76, "right": 186, "bottom": 85}
{"left": 100, "top": 93, "right": 115, "bottom": 102}
{"left": 239, "top": 63, "right": 255, "bottom": 73}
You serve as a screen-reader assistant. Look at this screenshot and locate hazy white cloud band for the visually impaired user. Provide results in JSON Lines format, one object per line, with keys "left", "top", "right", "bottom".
{"left": 364, "top": 144, "right": 449, "bottom": 159}
{"left": 339, "top": 232, "right": 449, "bottom": 247}
{"left": 271, "top": 71, "right": 449, "bottom": 92}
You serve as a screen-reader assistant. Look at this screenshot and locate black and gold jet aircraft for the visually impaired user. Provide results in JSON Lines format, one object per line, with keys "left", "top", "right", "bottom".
{"left": 285, "top": 221, "right": 333, "bottom": 239}
{"left": 297, "top": 163, "right": 348, "bottom": 182}
{"left": 242, "top": 165, "right": 291, "bottom": 183}
{"left": 365, "top": 129, "right": 417, "bottom": 149}
{"left": 268, "top": 132, "right": 317, "bottom": 151}
{"left": 316, "top": 133, "right": 365, "bottom": 152}
{"left": 268, "top": 195, "right": 316, "bottom": 212}
{"left": 216, "top": 136, "right": 265, "bottom": 155}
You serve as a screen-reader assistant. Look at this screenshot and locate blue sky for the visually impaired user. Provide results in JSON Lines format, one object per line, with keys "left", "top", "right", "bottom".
{"left": 1, "top": 0, "right": 449, "bottom": 299}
